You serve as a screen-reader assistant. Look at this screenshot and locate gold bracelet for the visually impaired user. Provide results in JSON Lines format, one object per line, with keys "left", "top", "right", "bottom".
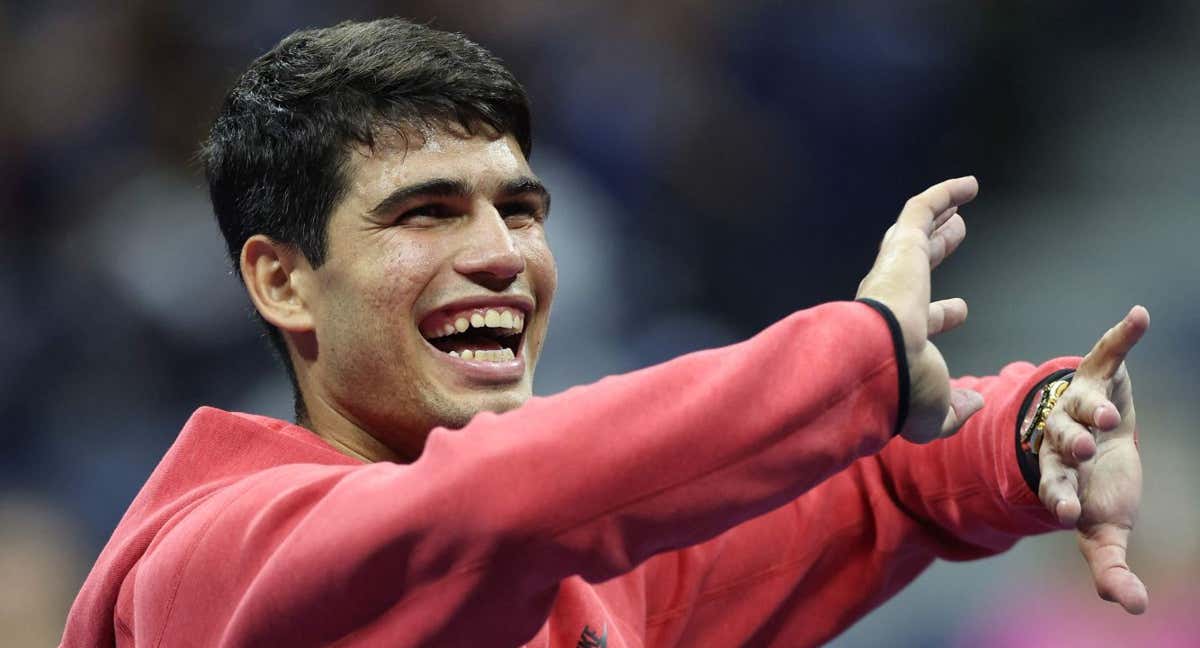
{"left": 1021, "top": 378, "right": 1072, "bottom": 455}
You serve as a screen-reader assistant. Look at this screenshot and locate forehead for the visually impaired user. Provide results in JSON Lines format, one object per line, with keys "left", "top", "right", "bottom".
{"left": 343, "top": 126, "right": 532, "bottom": 203}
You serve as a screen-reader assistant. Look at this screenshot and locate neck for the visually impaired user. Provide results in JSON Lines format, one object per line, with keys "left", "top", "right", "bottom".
{"left": 297, "top": 391, "right": 409, "bottom": 464}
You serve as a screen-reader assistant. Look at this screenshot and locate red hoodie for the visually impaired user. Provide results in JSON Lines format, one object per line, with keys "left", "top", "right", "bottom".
{"left": 62, "top": 302, "right": 1071, "bottom": 647}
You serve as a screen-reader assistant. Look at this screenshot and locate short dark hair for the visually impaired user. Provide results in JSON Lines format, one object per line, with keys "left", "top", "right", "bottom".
{"left": 200, "top": 18, "right": 532, "bottom": 414}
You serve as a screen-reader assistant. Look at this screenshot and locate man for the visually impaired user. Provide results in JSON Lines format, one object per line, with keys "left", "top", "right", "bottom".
{"left": 63, "top": 18, "right": 1149, "bottom": 647}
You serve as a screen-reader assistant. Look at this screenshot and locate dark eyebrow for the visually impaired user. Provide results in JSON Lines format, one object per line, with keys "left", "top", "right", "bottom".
{"left": 366, "top": 176, "right": 551, "bottom": 218}
{"left": 498, "top": 177, "right": 551, "bottom": 213}
{"left": 367, "top": 178, "right": 472, "bottom": 217}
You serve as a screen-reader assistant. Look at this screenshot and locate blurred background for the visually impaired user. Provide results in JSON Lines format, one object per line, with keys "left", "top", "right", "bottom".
{"left": 1, "top": 1, "right": 1197, "bottom": 645}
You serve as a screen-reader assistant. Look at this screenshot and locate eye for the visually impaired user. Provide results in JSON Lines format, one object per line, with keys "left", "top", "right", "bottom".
{"left": 395, "top": 203, "right": 459, "bottom": 226}
{"left": 498, "top": 200, "right": 545, "bottom": 227}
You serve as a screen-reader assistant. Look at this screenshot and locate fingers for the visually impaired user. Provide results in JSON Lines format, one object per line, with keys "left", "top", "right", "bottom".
{"left": 928, "top": 298, "right": 968, "bottom": 336}
{"left": 938, "top": 387, "right": 984, "bottom": 438}
{"left": 933, "top": 205, "right": 958, "bottom": 230}
{"left": 1038, "top": 446, "right": 1081, "bottom": 527}
{"left": 1077, "top": 306, "right": 1151, "bottom": 381}
{"left": 858, "top": 176, "right": 979, "bottom": 307}
{"left": 896, "top": 176, "right": 979, "bottom": 235}
{"left": 929, "top": 213, "right": 966, "bottom": 269}
{"left": 1078, "top": 523, "right": 1149, "bottom": 614}
{"left": 1062, "top": 386, "right": 1122, "bottom": 433}
{"left": 1045, "top": 407, "right": 1098, "bottom": 464}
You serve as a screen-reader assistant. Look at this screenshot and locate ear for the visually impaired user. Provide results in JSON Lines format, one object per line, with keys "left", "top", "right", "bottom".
{"left": 240, "top": 234, "right": 315, "bottom": 334}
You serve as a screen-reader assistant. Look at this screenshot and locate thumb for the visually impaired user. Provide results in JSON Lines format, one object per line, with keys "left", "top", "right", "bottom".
{"left": 940, "top": 388, "right": 984, "bottom": 438}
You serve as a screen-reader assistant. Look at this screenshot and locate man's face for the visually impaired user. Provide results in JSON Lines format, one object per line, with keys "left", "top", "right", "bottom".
{"left": 300, "top": 127, "right": 556, "bottom": 453}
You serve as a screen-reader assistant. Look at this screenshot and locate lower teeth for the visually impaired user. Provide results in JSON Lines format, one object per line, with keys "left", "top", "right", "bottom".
{"left": 449, "top": 348, "right": 515, "bottom": 362}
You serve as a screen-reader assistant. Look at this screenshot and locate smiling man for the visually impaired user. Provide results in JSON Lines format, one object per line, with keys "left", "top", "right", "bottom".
{"left": 246, "top": 125, "right": 556, "bottom": 463}
{"left": 63, "top": 18, "right": 1149, "bottom": 648}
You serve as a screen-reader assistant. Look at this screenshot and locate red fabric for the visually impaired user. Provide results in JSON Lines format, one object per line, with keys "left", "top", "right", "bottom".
{"left": 61, "top": 302, "right": 1076, "bottom": 647}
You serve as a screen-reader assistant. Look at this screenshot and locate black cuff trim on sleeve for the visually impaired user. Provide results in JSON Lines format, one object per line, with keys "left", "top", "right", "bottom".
{"left": 1015, "top": 368, "right": 1076, "bottom": 494}
{"left": 855, "top": 299, "right": 909, "bottom": 438}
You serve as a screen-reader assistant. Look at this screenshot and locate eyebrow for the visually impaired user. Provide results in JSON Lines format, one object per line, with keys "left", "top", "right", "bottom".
{"left": 367, "top": 176, "right": 551, "bottom": 217}
{"left": 367, "top": 178, "right": 471, "bottom": 217}
{"left": 499, "top": 177, "right": 552, "bottom": 214}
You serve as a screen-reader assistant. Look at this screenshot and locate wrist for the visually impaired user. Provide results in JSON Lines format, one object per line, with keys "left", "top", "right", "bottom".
{"left": 1015, "top": 369, "right": 1076, "bottom": 493}
{"left": 856, "top": 298, "right": 910, "bottom": 438}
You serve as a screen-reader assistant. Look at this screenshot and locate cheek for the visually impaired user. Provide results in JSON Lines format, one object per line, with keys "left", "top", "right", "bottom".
{"left": 360, "top": 238, "right": 442, "bottom": 310}
{"left": 520, "top": 230, "right": 558, "bottom": 301}
{"left": 519, "top": 232, "right": 556, "bottom": 365}
{"left": 323, "top": 241, "right": 444, "bottom": 353}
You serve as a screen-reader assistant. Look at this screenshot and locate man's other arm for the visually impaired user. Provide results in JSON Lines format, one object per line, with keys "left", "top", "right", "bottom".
{"left": 641, "top": 360, "right": 1071, "bottom": 646}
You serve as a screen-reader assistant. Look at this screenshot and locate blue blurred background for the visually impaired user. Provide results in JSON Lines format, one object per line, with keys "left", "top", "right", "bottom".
{"left": 1, "top": 2, "right": 1197, "bottom": 645}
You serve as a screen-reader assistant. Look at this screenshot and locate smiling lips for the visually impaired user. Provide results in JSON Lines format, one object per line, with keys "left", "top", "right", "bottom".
{"left": 421, "top": 305, "right": 526, "bottom": 363}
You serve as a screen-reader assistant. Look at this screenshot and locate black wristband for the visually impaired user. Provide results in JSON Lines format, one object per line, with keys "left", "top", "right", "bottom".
{"left": 856, "top": 299, "right": 909, "bottom": 438}
{"left": 1015, "top": 368, "right": 1076, "bottom": 493}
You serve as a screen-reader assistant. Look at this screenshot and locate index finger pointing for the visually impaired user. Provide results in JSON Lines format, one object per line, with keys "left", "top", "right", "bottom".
{"left": 1078, "top": 306, "right": 1151, "bottom": 381}
{"left": 897, "top": 176, "right": 979, "bottom": 234}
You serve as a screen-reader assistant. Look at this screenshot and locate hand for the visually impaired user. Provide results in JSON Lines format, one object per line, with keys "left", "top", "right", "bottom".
{"left": 1037, "top": 306, "right": 1150, "bottom": 614}
{"left": 856, "top": 176, "right": 985, "bottom": 443}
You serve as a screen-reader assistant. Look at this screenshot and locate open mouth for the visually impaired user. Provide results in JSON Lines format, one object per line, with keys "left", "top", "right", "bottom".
{"left": 420, "top": 305, "right": 526, "bottom": 363}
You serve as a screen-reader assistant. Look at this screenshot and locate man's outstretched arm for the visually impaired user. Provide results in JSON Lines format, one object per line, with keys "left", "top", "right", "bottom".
{"left": 637, "top": 321, "right": 1146, "bottom": 647}
{"left": 114, "top": 301, "right": 908, "bottom": 647}
{"left": 638, "top": 359, "right": 1070, "bottom": 647}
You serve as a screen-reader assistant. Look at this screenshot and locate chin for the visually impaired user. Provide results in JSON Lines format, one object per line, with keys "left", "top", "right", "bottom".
{"left": 436, "top": 388, "right": 530, "bottom": 429}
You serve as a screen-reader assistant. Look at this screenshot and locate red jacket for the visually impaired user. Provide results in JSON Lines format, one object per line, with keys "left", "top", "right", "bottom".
{"left": 62, "top": 302, "right": 1072, "bottom": 647}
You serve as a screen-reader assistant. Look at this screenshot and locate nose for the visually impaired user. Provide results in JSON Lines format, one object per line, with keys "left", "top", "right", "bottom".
{"left": 453, "top": 206, "right": 525, "bottom": 291}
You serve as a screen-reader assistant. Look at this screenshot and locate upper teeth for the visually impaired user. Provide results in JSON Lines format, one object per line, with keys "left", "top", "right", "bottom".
{"left": 425, "top": 307, "right": 525, "bottom": 339}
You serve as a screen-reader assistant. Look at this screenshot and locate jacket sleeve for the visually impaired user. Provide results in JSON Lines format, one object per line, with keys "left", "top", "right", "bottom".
{"left": 126, "top": 301, "right": 910, "bottom": 647}
{"left": 640, "top": 358, "right": 1078, "bottom": 647}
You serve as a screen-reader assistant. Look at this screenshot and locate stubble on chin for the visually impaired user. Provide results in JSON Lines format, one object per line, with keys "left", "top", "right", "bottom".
{"left": 433, "top": 388, "right": 531, "bottom": 430}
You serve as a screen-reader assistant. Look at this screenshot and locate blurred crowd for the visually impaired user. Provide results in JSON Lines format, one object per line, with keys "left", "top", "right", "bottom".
{"left": 1, "top": 2, "right": 1197, "bottom": 645}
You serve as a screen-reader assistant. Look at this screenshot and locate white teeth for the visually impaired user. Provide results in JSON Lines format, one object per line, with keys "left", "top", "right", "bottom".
{"left": 447, "top": 347, "right": 515, "bottom": 362}
{"left": 430, "top": 307, "right": 525, "bottom": 341}
{"left": 482, "top": 348, "right": 514, "bottom": 362}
